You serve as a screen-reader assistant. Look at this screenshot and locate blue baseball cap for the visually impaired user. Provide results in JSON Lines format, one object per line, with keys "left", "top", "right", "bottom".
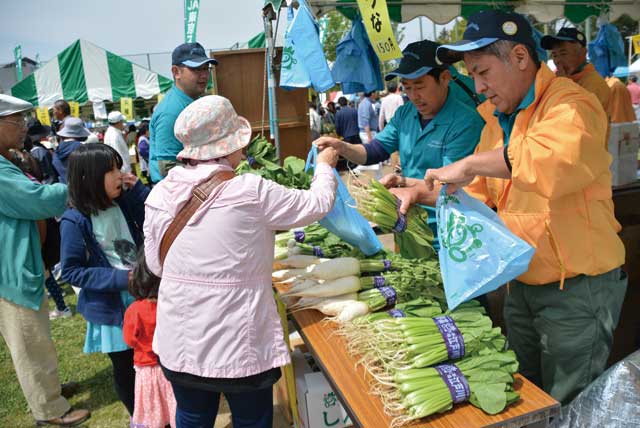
{"left": 540, "top": 27, "right": 587, "bottom": 49}
{"left": 436, "top": 10, "right": 535, "bottom": 64}
{"left": 385, "top": 40, "right": 446, "bottom": 81}
{"left": 172, "top": 42, "right": 218, "bottom": 67}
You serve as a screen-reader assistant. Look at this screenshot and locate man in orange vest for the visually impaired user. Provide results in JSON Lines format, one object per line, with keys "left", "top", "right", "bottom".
{"left": 394, "top": 10, "right": 627, "bottom": 405}
{"left": 605, "top": 75, "right": 636, "bottom": 123}
{"left": 542, "top": 28, "right": 612, "bottom": 122}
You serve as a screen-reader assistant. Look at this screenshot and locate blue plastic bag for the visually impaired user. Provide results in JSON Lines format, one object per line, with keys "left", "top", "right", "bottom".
{"left": 280, "top": 0, "right": 334, "bottom": 92}
{"left": 436, "top": 188, "right": 535, "bottom": 310}
{"left": 305, "top": 145, "right": 382, "bottom": 256}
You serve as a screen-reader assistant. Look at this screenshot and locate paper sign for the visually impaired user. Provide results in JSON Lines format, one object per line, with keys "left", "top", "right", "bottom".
{"left": 632, "top": 34, "right": 640, "bottom": 55}
{"left": 356, "top": 0, "right": 402, "bottom": 61}
{"left": 120, "top": 97, "right": 133, "bottom": 121}
{"left": 35, "top": 106, "right": 50, "bottom": 126}
{"left": 69, "top": 101, "right": 80, "bottom": 118}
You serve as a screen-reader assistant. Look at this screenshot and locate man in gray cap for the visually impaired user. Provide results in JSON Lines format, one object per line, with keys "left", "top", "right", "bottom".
{"left": 0, "top": 94, "right": 90, "bottom": 426}
{"left": 149, "top": 42, "right": 218, "bottom": 182}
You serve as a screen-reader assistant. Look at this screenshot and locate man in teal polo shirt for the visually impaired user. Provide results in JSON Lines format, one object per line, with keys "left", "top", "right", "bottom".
{"left": 149, "top": 42, "right": 217, "bottom": 182}
{"left": 316, "top": 40, "right": 484, "bottom": 257}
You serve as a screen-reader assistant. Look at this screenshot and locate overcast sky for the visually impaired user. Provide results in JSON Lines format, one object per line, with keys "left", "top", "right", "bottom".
{"left": 0, "top": 0, "right": 441, "bottom": 75}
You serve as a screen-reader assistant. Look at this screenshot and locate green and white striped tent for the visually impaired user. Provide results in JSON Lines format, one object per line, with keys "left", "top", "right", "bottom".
{"left": 11, "top": 39, "right": 173, "bottom": 108}
{"left": 265, "top": 1, "right": 640, "bottom": 24}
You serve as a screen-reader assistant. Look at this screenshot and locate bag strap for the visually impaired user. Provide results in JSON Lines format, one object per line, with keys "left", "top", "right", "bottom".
{"left": 159, "top": 170, "right": 235, "bottom": 267}
{"left": 451, "top": 74, "right": 481, "bottom": 107}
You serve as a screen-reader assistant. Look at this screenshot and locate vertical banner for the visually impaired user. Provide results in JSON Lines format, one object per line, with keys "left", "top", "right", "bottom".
{"left": 120, "top": 97, "right": 133, "bottom": 121}
{"left": 356, "top": 0, "right": 402, "bottom": 61}
{"left": 157, "top": 93, "right": 165, "bottom": 104}
{"left": 632, "top": 34, "right": 640, "bottom": 55}
{"left": 69, "top": 101, "right": 80, "bottom": 118}
{"left": 184, "top": 0, "right": 200, "bottom": 43}
{"left": 14, "top": 45, "right": 23, "bottom": 81}
{"left": 36, "top": 107, "right": 51, "bottom": 126}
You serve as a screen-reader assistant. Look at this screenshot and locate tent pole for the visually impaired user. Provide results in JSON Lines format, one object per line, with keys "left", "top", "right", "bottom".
{"left": 262, "top": 4, "right": 281, "bottom": 161}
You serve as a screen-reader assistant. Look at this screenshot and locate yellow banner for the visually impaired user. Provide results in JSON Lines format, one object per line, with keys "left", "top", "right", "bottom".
{"left": 35, "top": 107, "right": 50, "bottom": 126}
{"left": 69, "top": 101, "right": 80, "bottom": 118}
{"left": 157, "top": 93, "right": 165, "bottom": 104}
{"left": 632, "top": 34, "right": 640, "bottom": 55}
{"left": 120, "top": 97, "right": 133, "bottom": 121}
{"left": 357, "top": 0, "right": 402, "bottom": 62}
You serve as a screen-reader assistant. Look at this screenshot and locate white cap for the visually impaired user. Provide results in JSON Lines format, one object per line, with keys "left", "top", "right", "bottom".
{"left": 86, "top": 133, "right": 99, "bottom": 144}
{"left": 0, "top": 94, "right": 33, "bottom": 117}
{"left": 108, "top": 111, "right": 126, "bottom": 124}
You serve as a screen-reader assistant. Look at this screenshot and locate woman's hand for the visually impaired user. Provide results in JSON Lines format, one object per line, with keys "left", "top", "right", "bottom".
{"left": 379, "top": 173, "right": 403, "bottom": 189}
{"left": 317, "top": 146, "right": 339, "bottom": 168}
{"left": 314, "top": 136, "right": 345, "bottom": 155}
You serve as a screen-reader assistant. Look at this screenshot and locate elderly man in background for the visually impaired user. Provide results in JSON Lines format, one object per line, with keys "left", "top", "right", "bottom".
{"left": 0, "top": 94, "right": 90, "bottom": 427}
{"left": 378, "top": 80, "right": 404, "bottom": 131}
{"left": 542, "top": 28, "right": 612, "bottom": 124}
{"left": 104, "top": 111, "right": 132, "bottom": 173}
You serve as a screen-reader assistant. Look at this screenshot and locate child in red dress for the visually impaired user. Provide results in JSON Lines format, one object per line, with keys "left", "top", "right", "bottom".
{"left": 124, "top": 251, "right": 176, "bottom": 428}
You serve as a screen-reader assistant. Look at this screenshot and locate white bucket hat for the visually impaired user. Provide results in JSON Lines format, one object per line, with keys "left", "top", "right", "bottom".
{"left": 174, "top": 95, "right": 252, "bottom": 161}
{"left": 57, "top": 117, "right": 91, "bottom": 139}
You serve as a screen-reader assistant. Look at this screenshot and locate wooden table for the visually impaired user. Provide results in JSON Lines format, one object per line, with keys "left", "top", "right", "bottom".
{"left": 290, "top": 309, "right": 560, "bottom": 428}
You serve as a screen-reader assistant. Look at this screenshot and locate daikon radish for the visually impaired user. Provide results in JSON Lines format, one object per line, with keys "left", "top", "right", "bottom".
{"left": 272, "top": 268, "right": 308, "bottom": 282}
{"left": 337, "top": 301, "right": 370, "bottom": 322}
{"left": 304, "top": 257, "right": 360, "bottom": 280}
{"left": 288, "top": 293, "right": 358, "bottom": 316}
{"left": 283, "top": 278, "right": 321, "bottom": 296}
{"left": 277, "top": 255, "right": 319, "bottom": 269}
{"left": 284, "top": 275, "right": 360, "bottom": 298}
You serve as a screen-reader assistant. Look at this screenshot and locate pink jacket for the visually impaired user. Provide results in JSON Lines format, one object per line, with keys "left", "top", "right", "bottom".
{"left": 144, "top": 160, "right": 336, "bottom": 378}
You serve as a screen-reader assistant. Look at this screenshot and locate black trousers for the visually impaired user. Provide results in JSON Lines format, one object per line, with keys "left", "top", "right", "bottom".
{"left": 107, "top": 349, "right": 136, "bottom": 415}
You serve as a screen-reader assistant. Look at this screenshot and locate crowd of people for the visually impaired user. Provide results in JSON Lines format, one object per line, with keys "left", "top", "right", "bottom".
{"left": 0, "top": 9, "right": 638, "bottom": 428}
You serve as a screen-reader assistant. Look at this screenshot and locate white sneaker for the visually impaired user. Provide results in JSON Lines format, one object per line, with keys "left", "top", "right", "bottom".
{"left": 49, "top": 308, "right": 72, "bottom": 320}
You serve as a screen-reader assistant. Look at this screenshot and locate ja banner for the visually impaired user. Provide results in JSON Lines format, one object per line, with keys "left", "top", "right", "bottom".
{"left": 69, "top": 101, "right": 80, "bottom": 118}
{"left": 356, "top": 0, "right": 402, "bottom": 62}
{"left": 14, "top": 45, "right": 22, "bottom": 81}
{"left": 120, "top": 98, "right": 133, "bottom": 121}
{"left": 184, "top": 0, "right": 200, "bottom": 43}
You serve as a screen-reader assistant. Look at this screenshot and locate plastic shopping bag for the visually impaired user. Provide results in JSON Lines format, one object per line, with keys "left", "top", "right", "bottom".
{"left": 436, "top": 188, "right": 535, "bottom": 310}
{"left": 305, "top": 145, "right": 382, "bottom": 256}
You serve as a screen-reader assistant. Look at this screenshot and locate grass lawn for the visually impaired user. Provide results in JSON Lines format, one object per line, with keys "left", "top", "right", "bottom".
{"left": 0, "top": 286, "right": 131, "bottom": 428}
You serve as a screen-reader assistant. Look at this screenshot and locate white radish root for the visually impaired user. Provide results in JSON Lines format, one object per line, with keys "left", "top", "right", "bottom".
{"left": 275, "top": 255, "right": 319, "bottom": 269}
{"left": 304, "top": 257, "right": 360, "bottom": 280}
{"left": 337, "top": 301, "right": 370, "bottom": 322}
{"left": 284, "top": 276, "right": 360, "bottom": 298}
{"left": 288, "top": 293, "right": 359, "bottom": 316}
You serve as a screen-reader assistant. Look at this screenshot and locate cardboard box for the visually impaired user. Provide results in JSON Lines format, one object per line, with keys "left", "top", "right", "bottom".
{"left": 608, "top": 122, "right": 640, "bottom": 186}
{"left": 292, "top": 349, "right": 352, "bottom": 428}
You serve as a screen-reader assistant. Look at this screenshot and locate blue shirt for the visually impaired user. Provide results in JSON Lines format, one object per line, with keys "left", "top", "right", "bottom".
{"left": 495, "top": 84, "right": 535, "bottom": 146}
{"left": 375, "top": 89, "right": 485, "bottom": 238}
{"left": 335, "top": 106, "right": 359, "bottom": 138}
{"left": 357, "top": 97, "right": 378, "bottom": 132}
{"left": 149, "top": 85, "right": 194, "bottom": 182}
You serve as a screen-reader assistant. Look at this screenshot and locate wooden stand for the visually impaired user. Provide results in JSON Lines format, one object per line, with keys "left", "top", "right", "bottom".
{"left": 288, "top": 308, "right": 560, "bottom": 428}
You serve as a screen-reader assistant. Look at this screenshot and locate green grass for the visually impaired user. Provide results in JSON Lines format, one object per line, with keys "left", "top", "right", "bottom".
{"left": 0, "top": 286, "right": 131, "bottom": 428}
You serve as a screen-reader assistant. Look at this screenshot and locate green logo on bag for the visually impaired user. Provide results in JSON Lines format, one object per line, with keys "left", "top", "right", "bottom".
{"left": 444, "top": 194, "right": 460, "bottom": 205}
{"left": 441, "top": 211, "right": 484, "bottom": 262}
{"left": 282, "top": 46, "right": 297, "bottom": 70}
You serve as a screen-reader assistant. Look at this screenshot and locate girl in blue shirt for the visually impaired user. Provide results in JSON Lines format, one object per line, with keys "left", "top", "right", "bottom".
{"left": 60, "top": 143, "right": 150, "bottom": 416}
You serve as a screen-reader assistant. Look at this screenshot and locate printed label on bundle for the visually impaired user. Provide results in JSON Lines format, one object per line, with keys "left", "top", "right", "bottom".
{"left": 387, "top": 309, "right": 405, "bottom": 317}
{"left": 373, "top": 276, "right": 386, "bottom": 288}
{"left": 433, "top": 315, "right": 465, "bottom": 360}
{"left": 293, "top": 230, "right": 305, "bottom": 243}
{"left": 434, "top": 364, "right": 470, "bottom": 404}
{"left": 378, "top": 286, "right": 397, "bottom": 307}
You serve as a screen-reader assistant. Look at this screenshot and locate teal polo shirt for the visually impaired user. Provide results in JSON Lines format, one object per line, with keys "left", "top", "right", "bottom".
{"left": 149, "top": 85, "right": 194, "bottom": 182}
{"left": 495, "top": 84, "right": 535, "bottom": 146}
{"left": 375, "top": 88, "right": 485, "bottom": 239}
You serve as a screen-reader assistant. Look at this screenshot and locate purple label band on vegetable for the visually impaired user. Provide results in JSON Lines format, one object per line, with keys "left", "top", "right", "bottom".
{"left": 294, "top": 231, "right": 305, "bottom": 243}
{"left": 392, "top": 199, "right": 407, "bottom": 233}
{"left": 313, "top": 246, "right": 324, "bottom": 257}
{"left": 373, "top": 276, "right": 386, "bottom": 288}
{"left": 434, "top": 364, "right": 470, "bottom": 404}
{"left": 378, "top": 286, "right": 397, "bottom": 307}
{"left": 387, "top": 308, "right": 405, "bottom": 318}
{"left": 433, "top": 315, "right": 465, "bottom": 360}
{"left": 382, "top": 259, "right": 392, "bottom": 271}
{"left": 247, "top": 156, "right": 256, "bottom": 167}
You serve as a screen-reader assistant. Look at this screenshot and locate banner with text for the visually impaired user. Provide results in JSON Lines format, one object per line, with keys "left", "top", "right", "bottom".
{"left": 356, "top": 0, "right": 402, "bottom": 62}
{"left": 36, "top": 107, "right": 51, "bottom": 126}
{"left": 14, "top": 45, "right": 23, "bottom": 81}
{"left": 184, "top": 0, "right": 201, "bottom": 43}
{"left": 120, "top": 97, "right": 133, "bottom": 121}
{"left": 69, "top": 101, "right": 80, "bottom": 118}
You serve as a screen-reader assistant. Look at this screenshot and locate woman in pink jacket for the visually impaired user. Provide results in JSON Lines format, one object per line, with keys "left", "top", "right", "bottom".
{"left": 144, "top": 95, "right": 338, "bottom": 428}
